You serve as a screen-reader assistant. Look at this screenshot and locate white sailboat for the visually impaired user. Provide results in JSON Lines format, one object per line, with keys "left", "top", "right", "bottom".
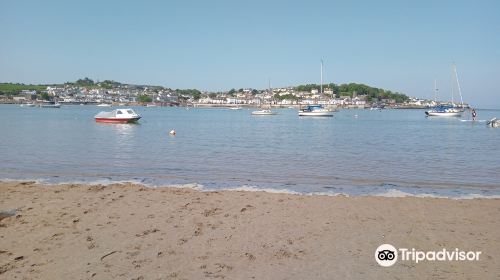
{"left": 425, "top": 64, "right": 465, "bottom": 117}
{"left": 146, "top": 92, "right": 157, "bottom": 107}
{"left": 252, "top": 79, "right": 277, "bottom": 116}
{"left": 298, "top": 60, "right": 334, "bottom": 117}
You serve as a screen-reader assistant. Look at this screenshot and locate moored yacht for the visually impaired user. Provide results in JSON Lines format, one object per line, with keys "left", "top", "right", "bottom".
{"left": 252, "top": 79, "right": 277, "bottom": 116}
{"left": 425, "top": 64, "right": 465, "bottom": 117}
{"left": 425, "top": 105, "right": 463, "bottom": 117}
{"left": 298, "top": 60, "right": 334, "bottom": 117}
{"left": 251, "top": 109, "right": 277, "bottom": 115}
{"left": 298, "top": 104, "right": 334, "bottom": 117}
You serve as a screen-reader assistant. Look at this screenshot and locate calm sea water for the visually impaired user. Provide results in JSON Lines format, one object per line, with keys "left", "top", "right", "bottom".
{"left": 1, "top": 104, "right": 499, "bottom": 197}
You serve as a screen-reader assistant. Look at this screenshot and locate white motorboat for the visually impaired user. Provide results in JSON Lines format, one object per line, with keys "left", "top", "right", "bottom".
{"left": 97, "top": 103, "right": 112, "bottom": 107}
{"left": 251, "top": 109, "right": 277, "bottom": 115}
{"left": 94, "top": 108, "right": 141, "bottom": 123}
{"left": 298, "top": 104, "right": 334, "bottom": 117}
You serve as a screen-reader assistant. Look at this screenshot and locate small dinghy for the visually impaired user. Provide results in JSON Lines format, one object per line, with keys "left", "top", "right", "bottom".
{"left": 487, "top": 118, "right": 500, "bottom": 128}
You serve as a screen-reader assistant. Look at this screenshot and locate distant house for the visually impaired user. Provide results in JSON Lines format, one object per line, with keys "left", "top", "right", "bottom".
{"left": 13, "top": 96, "right": 26, "bottom": 102}
{"left": 20, "top": 90, "right": 36, "bottom": 95}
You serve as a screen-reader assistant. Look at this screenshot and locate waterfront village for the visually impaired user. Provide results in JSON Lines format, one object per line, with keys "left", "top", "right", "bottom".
{"left": 0, "top": 78, "right": 454, "bottom": 109}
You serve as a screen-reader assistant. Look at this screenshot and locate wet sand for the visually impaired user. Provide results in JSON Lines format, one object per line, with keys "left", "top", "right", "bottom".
{"left": 1, "top": 181, "right": 499, "bottom": 279}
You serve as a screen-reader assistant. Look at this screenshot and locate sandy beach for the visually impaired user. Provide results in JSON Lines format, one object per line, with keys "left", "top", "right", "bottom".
{"left": 0, "top": 181, "right": 499, "bottom": 279}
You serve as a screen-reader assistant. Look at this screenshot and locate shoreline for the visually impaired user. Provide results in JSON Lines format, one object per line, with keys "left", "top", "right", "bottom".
{"left": 2, "top": 179, "right": 500, "bottom": 200}
{"left": 1, "top": 181, "right": 499, "bottom": 279}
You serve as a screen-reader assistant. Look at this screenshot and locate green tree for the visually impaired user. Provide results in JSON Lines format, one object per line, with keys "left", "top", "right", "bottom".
{"left": 176, "top": 89, "right": 202, "bottom": 100}
{"left": 41, "top": 92, "right": 50, "bottom": 101}
{"left": 294, "top": 82, "right": 408, "bottom": 102}
{"left": 138, "top": 94, "right": 152, "bottom": 103}
{"left": 228, "top": 88, "right": 236, "bottom": 96}
{"left": 274, "top": 93, "right": 301, "bottom": 101}
{"left": 75, "top": 77, "right": 94, "bottom": 86}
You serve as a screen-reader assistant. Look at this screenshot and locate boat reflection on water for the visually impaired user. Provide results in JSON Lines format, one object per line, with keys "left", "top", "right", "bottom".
{"left": 95, "top": 121, "right": 140, "bottom": 158}
{"left": 95, "top": 117, "right": 140, "bottom": 137}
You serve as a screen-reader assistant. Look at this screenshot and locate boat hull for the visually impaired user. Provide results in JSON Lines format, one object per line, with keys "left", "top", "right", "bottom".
{"left": 425, "top": 111, "right": 462, "bottom": 117}
{"left": 298, "top": 111, "right": 334, "bottom": 117}
{"left": 94, "top": 117, "right": 141, "bottom": 123}
{"left": 251, "top": 110, "right": 277, "bottom": 115}
{"left": 40, "top": 104, "right": 61, "bottom": 108}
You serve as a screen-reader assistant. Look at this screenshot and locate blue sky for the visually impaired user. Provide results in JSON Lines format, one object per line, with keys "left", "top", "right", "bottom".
{"left": 1, "top": 0, "right": 499, "bottom": 108}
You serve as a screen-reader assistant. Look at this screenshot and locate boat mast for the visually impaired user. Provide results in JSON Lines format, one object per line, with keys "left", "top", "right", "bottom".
{"left": 320, "top": 59, "right": 323, "bottom": 95}
{"left": 268, "top": 77, "right": 271, "bottom": 108}
{"left": 450, "top": 63, "right": 455, "bottom": 105}
{"left": 434, "top": 79, "right": 438, "bottom": 103}
{"left": 453, "top": 63, "right": 464, "bottom": 108}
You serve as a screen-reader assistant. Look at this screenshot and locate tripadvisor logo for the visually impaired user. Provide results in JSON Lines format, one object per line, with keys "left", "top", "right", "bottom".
{"left": 375, "top": 244, "right": 481, "bottom": 267}
{"left": 375, "top": 244, "right": 398, "bottom": 267}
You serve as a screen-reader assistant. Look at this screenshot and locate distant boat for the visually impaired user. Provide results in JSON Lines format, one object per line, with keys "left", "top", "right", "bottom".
{"left": 40, "top": 101, "right": 61, "bottom": 108}
{"left": 97, "top": 103, "right": 112, "bottom": 107}
{"left": 298, "top": 60, "right": 334, "bottom": 117}
{"left": 425, "top": 64, "right": 465, "bottom": 117}
{"left": 20, "top": 103, "right": 35, "bottom": 107}
{"left": 425, "top": 105, "right": 462, "bottom": 117}
{"left": 487, "top": 118, "right": 500, "bottom": 128}
{"left": 147, "top": 92, "right": 158, "bottom": 107}
{"left": 94, "top": 108, "right": 141, "bottom": 123}
{"left": 252, "top": 109, "right": 277, "bottom": 116}
{"left": 252, "top": 79, "right": 277, "bottom": 116}
{"left": 298, "top": 104, "right": 334, "bottom": 117}
{"left": 229, "top": 106, "right": 242, "bottom": 110}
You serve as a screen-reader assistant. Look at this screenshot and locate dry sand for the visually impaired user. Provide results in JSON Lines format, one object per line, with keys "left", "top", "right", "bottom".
{"left": 0, "top": 181, "right": 499, "bottom": 279}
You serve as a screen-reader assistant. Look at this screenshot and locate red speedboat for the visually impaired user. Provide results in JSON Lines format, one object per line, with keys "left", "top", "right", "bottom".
{"left": 94, "top": 108, "right": 141, "bottom": 123}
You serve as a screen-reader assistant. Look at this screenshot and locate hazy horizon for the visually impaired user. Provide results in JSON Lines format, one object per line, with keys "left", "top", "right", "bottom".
{"left": 1, "top": 0, "right": 499, "bottom": 108}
